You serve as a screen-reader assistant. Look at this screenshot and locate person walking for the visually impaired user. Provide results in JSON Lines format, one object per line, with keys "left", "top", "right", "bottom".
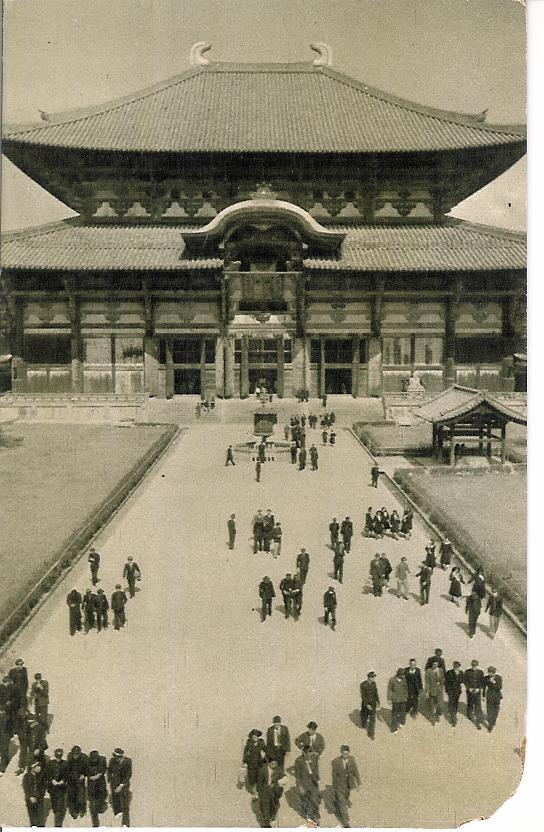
{"left": 404, "top": 659, "right": 423, "bottom": 718}
{"left": 242, "top": 730, "right": 268, "bottom": 797}
{"left": 387, "top": 669, "right": 408, "bottom": 732}
{"left": 425, "top": 659, "right": 445, "bottom": 725}
{"left": 295, "top": 722, "right": 325, "bottom": 756}
{"left": 107, "top": 747, "right": 132, "bottom": 826}
{"left": 483, "top": 666, "right": 503, "bottom": 732}
{"left": 424, "top": 540, "right": 437, "bottom": 570}
{"left": 279, "top": 573, "right": 294, "bottom": 619}
{"left": 296, "top": 549, "right": 310, "bottom": 586}
{"left": 262, "top": 510, "right": 275, "bottom": 553}
{"left": 322, "top": 429, "right": 328, "bottom": 446}
{"left": 370, "top": 554, "right": 385, "bottom": 597}
{"left": 46, "top": 748, "right": 68, "bottom": 827}
{"left": 271, "top": 522, "right": 282, "bottom": 558}
{"left": 66, "top": 589, "right": 83, "bottom": 636}
{"left": 340, "top": 517, "right": 353, "bottom": 553}
{"left": 0, "top": 706, "right": 11, "bottom": 775}
{"left": 227, "top": 514, "right": 236, "bottom": 550}
{"left": 360, "top": 672, "right": 379, "bottom": 739}
{"left": 486, "top": 591, "right": 504, "bottom": 639}
{"left": 266, "top": 716, "right": 291, "bottom": 774}
{"left": 29, "top": 673, "right": 49, "bottom": 727}
{"left": 123, "top": 556, "right": 141, "bottom": 599}
{"left": 329, "top": 430, "right": 336, "bottom": 445}
{"left": 371, "top": 464, "right": 380, "bottom": 488}
{"left": 439, "top": 538, "right": 453, "bottom": 570}
{"left": 95, "top": 588, "right": 109, "bottom": 631}
{"left": 425, "top": 649, "right": 446, "bottom": 673}
{"left": 323, "top": 586, "right": 337, "bottom": 629}
{"left": 464, "top": 660, "right": 485, "bottom": 730}
{"left": 309, "top": 444, "right": 319, "bottom": 470}
{"left": 400, "top": 508, "right": 413, "bottom": 538}
{"left": 259, "top": 576, "right": 275, "bottom": 622}
{"left": 88, "top": 547, "right": 101, "bottom": 586}
{"left": 290, "top": 441, "right": 298, "bottom": 463}
{"left": 291, "top": 573, "right": 303, "bottom": 620}
{"left": 329, "top": 517, "right": 340, "bottom": 549}
{"left": 331, "top": 745, "right": 361, "bottom": 828}
{"left": 8, "top": 658, "right": 29, "bottom": 713}
{"left": 379, "top": 553, "right": 392, "bottom": 586}
{"left": 298, "top": 446, "right": 307, "bottom": 470}
{"left": 82, "top": 589, "right": 97, "bottom": 632}
{"left": 87, "top": 749, "right": 108, "bottom": 827}
{"left": 395, "top": 557, "right": 411, "bottom": 599}
{"left": 465, "top": 590, "right": 482, "bottom": 638}
{"left": 111, "top": 585, "right": 128, "bottom": 630}
{"left": 23, "top": 761, "right": 46, "bottom": 827}
{"left": 253, "top": 509, "right": 264, "bottom": 553}
{"left": 294, "top": 747, "right": 321, "bottom": 824}
{"left": 448, "top": 567, "right": 464, "bottom": 605}
{"left": 226, "top": 445, "right": 235, "bottom": 466}
{"left": 416, "top": 562, "right": 432, "bottom": 605}
{"left": 255, "top": 457, "right": 262, "bottom": 483}
{"left": 470, "top": 567, "right": 486, "bottom": 600}
{"left": 66, "top": 745, "right": 88, "bottom": 819}
{"left": 445, "top": 662, "right": 464, "bottom": 726}
{"left": 257, "top": 758, "right": 285, "bottom": 827}
{"left": 333, "top": 544, "right": 345, "bottom": 584}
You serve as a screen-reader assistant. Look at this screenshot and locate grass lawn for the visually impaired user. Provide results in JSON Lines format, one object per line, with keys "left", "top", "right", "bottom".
{"left": 396, "top": 467, "right": 526, "bottom": 617}
{"left": 0, "top": 423, "right": 170, "bottom": 618}
{"left": 354, "top": 421, "right": 432, "bottom": 454}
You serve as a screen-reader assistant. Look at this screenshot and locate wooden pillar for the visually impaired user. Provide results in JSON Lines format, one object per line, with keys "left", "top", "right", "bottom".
{"left": 432, "top": 423, "right": 437, "bottom": 455}
{"left": 319, "top": 336, "right": 326, "bottom": 397}
{"left": 444, "top": 278, "right": 462, "bottom": 388}
{"left": 165, "top": 338, "right": 174, "bottom": 398}
{"left": 143, "top": 284, "right": 159, "bottom": 397}
{"left": 449, "top": 424, "right": 456, "bottom": 466}
{"left": 486, "top": 422, "right": 492, "bottom": 459}
{"left": 11, "top": 296, "right": 28, "bottom": 393}
{"left": 500, "top": 423, "right": 507, "bottom": 463}
{"left": 478, "top": 426, "right": 484, "bottom": 456}
{"left": 240, "top": 336, "right": 249, "bottom": 398}
{"left": 66, "top": 290, "right": 84, "bottom": 394}
{"left": 351, "top": 335, "right": 360, "bottom": 398}
{"left": 200, "top": 338, "right": 207, "bottom": 397}
{"left": 276, "top": 336, "right": 285, "bottom": 398}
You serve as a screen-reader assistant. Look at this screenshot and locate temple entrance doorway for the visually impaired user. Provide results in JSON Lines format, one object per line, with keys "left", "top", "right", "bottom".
{"left": 249, "top": 368, "right": 277, "bottom": 394}
{"left": 174, "top": 369, "right": 201, "bottom": 395}
{"left": 325, "top": 368, "right": 352, "bottom": 394}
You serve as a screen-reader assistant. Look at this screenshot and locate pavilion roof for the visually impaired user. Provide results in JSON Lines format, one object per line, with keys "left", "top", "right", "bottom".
{"left": 2, "top": 62, "right": 526, "bottom": 155}
{"left": 417, "top": 385, "right": 527, "bottom": 426}
{"left": 0, "top": 219, "right": 526, "bottom": 273}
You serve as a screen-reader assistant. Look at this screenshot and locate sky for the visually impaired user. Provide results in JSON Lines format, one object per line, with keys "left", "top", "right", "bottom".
{"left": 1, "top": 0, "right": 527, "bottom": 231}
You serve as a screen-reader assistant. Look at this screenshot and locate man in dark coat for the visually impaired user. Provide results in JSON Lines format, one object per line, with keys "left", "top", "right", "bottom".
{"left": 470, "top": 567, "right": 486, "bottom": 599}
{"left": 253, "top": 510, "right": 264, "bottom": 553}
{"left": 465, "top": 590, "right": 482, "bottom": 637}
{"left": 291, "top": 573, "right": 303, "bottom": 619}
{"left": 262, "top": 510, "right": 275, "bottom": 553}
{"left": 483, "top": 666, "right": 503, "bottom": 732}
{"left": 0, "top": 675, "right": 15, "bottom": 739}
{"left": 66, "top": 589, "right": 83, "bottom": 636}
{"left": 404, "top": 659, "right": 423, "bottom": 718}
{"left": 425, "top": 649, "right": 446, "bottom": 673}
{"left": 82, "top": 589, "right": 97, "bottom": 632}
{"left": 95, "top": 588, "right": 109, "bottom": 631}
{"left": 445, "top": 662, "right": 464, "bottom": 726}
{"left": 464, "top": 660, "right": 485, "bottom": 729}
{"left": 257, "top": 759, "right": 285, "bottom": 827}
{"left": 29, "top": 673, "right": 49, "bottom": 726}
{"left": 296, "top": 549, "right": 310, "bottom": 586}
{"left": 123, "top": 556, "right": 141, "bottom": 598}
{"left": 9, "top": 658, "right": 29, "bottom": 712}
{"left": 294, "top": 747, "right": 321, "bottom": 824}
{"left": 370, "top": 554, "right": 385, "bottom": 597}
{"left": 279, "top": 573, "right": 294, "bottom": 619}
{"left": 66, "top": 745, "right": 89, "bottom": 819}
{"left": 439, "top": 538, "right": 453, "bottom": 569}
{"left": 107, "top": 747, "right": 132, "bottom": 825}
{"left": 255, "top": 458, "right": 262, "bottom": 482}
{"left": 111, "top": 585, "right": 128, "bottom": 630}
{"left": 333, "top": 544, "right": 345, "bottom": 584}
{"left": 298, "top": 446, "right": 307, "bottom": 470}
{"left": 485, "top": 591, "right": 504, "bottom": 639}
{"left": 331, "top": 745, "right": 361, "bottom": 828}
{"left": 290, "top": 442, "right": 298, "bottom": 463}
{"left": 379, "top": 553, "right": 392, "bottom": 585}
{"left": 387, "top": 669, "right": 409, "bottom": 732}
{"left": 340, "top": 517, "right": 353, "bottom": 552}
{"left": 323, "top": 586, "right": 337, "bottom": 629}
{"left": 265, "top": 716, "right": 291, "bottom": 773}
{"left": 242, "top": 730, "right": 267, "bottom": 797}
{"left": 15, "top": 708, "right": 33, "bottom": 774}
{"left": 0, "top": 707, "right": 11, "bottom": 774}
{"left": 295, "top": 722, "right": 325, "bottom": 756}
{"left": 371, "top": 464, "right": 380, "bottom": 488}
{"left": 360, "top": 671, "right": 380, "bottom": 739}
{"left": 259, "top": 576, "right": 275, "bottom": 622}
{"left": 329, "top": 517, "right": 340, "bottom": 549}
{"left": 46, "top": 748, "right": 68, "bottom": 827}
{"left": 88, "top": 547, "right": 101, "bottom": 586}
{"left": 226, "top": 445, "right": 235, "bottom": 466}
{"left": 23, "top": 760, "right": 46, "bottom": 827}
{"left": 416, "top": 563, "right": 433, "bottom": 605}
{"left": 309, "top": 444, "right": 319, "bottom": 470}
{"left": 87, "top": 749, "right": 108, "bottom": 827}
{"left": 227, "top": 514, "right": 236, "bottom": 550}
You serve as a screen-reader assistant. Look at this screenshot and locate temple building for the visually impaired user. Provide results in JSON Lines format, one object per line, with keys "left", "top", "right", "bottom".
{"left": 1, "top": 43, "right": 527, "bottom": 399}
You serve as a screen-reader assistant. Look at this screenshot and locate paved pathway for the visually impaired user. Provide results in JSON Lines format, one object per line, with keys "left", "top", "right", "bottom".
{"left": 0, "top": 423, "right": 525, "bottom": 827}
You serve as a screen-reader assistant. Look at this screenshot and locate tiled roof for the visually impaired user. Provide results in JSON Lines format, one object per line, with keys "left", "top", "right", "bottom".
{"left": 417, "top": 385, "right": 527, "bottom": 425}
{"left": 305, "top": 222, "right": 527, "bottom": 272}
{"left": 1, "top": 220, "right": 526, "bottom": 273}
{"left": 2, "top": 63, "right": 526, "bottom": 154}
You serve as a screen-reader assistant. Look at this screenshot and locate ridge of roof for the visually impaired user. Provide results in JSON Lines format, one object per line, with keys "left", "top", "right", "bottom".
{"left": 3, "top": 60, "right": 525, "bottom": 141}
{"left": 442, "top": 217, "right": 527, "bottom": 241}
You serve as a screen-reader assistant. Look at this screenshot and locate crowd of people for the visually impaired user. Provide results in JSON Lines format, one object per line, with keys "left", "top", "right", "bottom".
{"left": 0, "top": 657, "right": 133, "bottom": 826}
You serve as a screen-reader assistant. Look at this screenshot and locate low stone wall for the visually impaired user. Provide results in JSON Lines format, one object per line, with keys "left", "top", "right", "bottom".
{"left": 0, "top": 394, "right": 146, "bottom": 423}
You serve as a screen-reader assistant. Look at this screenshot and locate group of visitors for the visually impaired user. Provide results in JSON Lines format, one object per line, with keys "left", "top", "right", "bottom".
{"left": 252, "top": 509, "right": 282, "bottom": 556}
{"left": 195, "top": 394, "right": 215, "bottom": 418}
{"left": 241, "top": 719, "right": 361, "bottom": 827}
{"left": 364, "top": 506, "right": 413, "bottom": 539}
{"left": 359, "top": 649, "right": 503, "bottom": 738}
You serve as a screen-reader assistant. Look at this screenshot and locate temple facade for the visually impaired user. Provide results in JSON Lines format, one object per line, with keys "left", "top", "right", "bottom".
{"left": 1, "top": 44, "right": 527, "bottom": 398}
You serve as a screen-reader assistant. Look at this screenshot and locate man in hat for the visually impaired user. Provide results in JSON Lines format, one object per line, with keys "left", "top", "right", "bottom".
{"left": 329, "top": 517, "right": 340, "bottom": 550}
{"left": 415, "top": 562, "right": 433, "bottom": 605}
{"left": 66, "top": 745, "right": 88, "bottom": 819}
{"left": 360, "top": 672, "right": 380, "bottom": 739}
{"left": 294, "top": 746, "right": 321, "bottom": 824}
{"left": 29, "top": 673, "right": 49, "bottom": 726}
{"left": 107, "top": 747, "right": 132, "bottom": 826}
{"left": 425, "top": 658, "right": 445, "bottom": 725}
{"left": 331, "top": 745, "right": 361, "bottom": 828}
{"left": 46, "top": 747, "right": 68, "bottom": 827}
{"left": 259, "top": 577, "right": 275, "bottom": 622}
{"left": 295, "top": 722, "right": 325, "bottom": 756}
{"left": 95, "top": 588, "right": 109, "bottom": 631}
{"left": 82, "top": 588, "right": 97, "bottom": 632}
{"left": 464, "top": 660, "right": 485, "bottom": 730}
{"left": 323, "top": 586, "right": 337, "bottom": 630}
{"left": 266, "top": 716, "right": 291, "bottom": 774}
{"left": 483, "top": 667, "right": 503, "bottom": 732}
{"left": 253, "top": 510, "right": 265, "bottom": 553}
{"left": 123, "top": 556, "right": 141, "bottom": 599}
{"left": 369, "top": 553, "right": 385, "bottom": 597}
{"left": 227, "top": 514, "right": 236, "bottom": 550}
{"left": 242, "top": 730, "right": 267, "bottom": 797}
{"left": 9, "top": 658, "right": 29, "bottom": 712}
{"left": 387, "top": 668, "right": 408, "bottom": 733}
{"left": 333, "top": 544, "right": 345, "bottom": 584}
{"left": 88, "top": 547, "right": 101, "bottom": 586}
{"left": 111, "top": 585, "right": 128, "bottom": 630}
{"left": 425, "top": 649, "right": 446, "bottom": 673}
{"left": 87, "top": 749, "right": 108, "bottom": 827}
{"left": 445, "top": 662, "right": 465, "bottom": 726}
{"left": 226, "top": 445, "right": 235, "bottom": 466}
{"left": 341, "top": 517, "right": 353, "bottom": 553}
{"left": 404, "top": 659, "right": 423, "bottom": 718}
{"left": 23, "top": 760, "right": 46, "bottom": 826}
{"left": 296, "top": 548, "right": 310, "bottom": 586}
{"left": 465, "top": 589, "right": 482, "bottom": 638}
{"left": 66, "top": 588, "right": 83, "bottom": 636}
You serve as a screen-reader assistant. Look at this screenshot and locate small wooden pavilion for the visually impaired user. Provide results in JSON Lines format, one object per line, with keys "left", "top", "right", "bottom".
{"left": 417, "top": 384, "right": 527, "bottom": 464}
